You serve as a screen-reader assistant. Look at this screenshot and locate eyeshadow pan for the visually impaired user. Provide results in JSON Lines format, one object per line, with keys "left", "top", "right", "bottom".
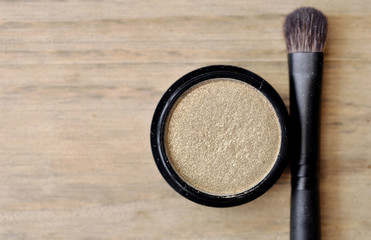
{"left": 151, "top": 65, "right": 288, "bottom": 207}
{"left": 164, "top": 78, "right": 282, "bottom": 196}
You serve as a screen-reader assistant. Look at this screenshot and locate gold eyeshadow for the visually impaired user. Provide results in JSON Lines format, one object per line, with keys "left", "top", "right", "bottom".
{"left": 164, "top": 78, "right": 281, "bottom": 196}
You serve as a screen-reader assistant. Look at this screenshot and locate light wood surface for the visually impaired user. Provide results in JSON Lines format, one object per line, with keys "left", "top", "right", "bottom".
{"left": 0, "top": 1, "right": 370, "bottom": 239}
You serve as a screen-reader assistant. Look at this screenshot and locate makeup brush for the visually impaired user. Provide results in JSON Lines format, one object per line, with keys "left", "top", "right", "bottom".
{"left": 283, "top": 7, "right": 327, "bottom": 240}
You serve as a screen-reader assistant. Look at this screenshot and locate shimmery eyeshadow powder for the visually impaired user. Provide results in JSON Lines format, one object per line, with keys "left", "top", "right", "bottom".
{"left": 164, "top": 78, "right": 282, "bottom": 196}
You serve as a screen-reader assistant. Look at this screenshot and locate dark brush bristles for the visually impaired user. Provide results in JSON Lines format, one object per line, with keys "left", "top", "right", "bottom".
{"left": 284, "top": 7, "right": 328, "bottom": 53}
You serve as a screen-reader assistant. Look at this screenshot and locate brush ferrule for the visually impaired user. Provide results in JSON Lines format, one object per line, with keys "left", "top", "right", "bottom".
{"left": 289, "top": 52, "right": 323, "bottom": 189}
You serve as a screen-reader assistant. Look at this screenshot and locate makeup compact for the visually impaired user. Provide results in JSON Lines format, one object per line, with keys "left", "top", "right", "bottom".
{"left": 151, "top": 65, "right": 289, "bottom": 207}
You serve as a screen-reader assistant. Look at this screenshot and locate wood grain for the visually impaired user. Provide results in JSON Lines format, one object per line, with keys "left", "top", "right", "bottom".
{"left": 0, "top": 1, "right": 370, "bottom": 239}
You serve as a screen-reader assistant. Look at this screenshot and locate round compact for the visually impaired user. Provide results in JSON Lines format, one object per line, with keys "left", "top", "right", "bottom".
{"left": 151, "top": 65, "right": 289, "bottom": 207}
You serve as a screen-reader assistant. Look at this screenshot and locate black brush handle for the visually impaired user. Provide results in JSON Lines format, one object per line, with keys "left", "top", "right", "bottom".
{"left": 289, "top": 52, "right": 323, "bottom": 240}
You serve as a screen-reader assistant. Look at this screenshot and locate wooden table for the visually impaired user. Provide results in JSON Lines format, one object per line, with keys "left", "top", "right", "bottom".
{"left": 0, "top": 1, "right": 370, "bottom": 239}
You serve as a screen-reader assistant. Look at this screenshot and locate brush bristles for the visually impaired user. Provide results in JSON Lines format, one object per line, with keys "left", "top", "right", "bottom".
{"left": 284, "top": 7, "right": 328, "bottom": 53}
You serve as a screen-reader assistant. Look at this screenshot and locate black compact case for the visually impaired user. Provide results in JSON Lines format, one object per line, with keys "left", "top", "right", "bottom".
{"left": 150, "top": 65, "right": 289, "bottom": 207}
